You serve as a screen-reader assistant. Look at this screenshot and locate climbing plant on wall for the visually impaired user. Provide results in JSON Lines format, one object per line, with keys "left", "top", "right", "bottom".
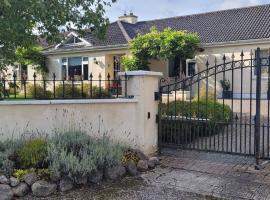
{"left": 122, "top": 27, "right": 201, "bottom": 71}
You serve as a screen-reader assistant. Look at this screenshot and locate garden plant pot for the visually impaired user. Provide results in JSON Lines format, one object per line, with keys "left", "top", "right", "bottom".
{"left": 222, "top": 91, "right": 232, "bottom": 99}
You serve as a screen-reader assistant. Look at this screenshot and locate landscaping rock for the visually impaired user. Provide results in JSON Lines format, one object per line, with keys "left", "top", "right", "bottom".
{"left": 50, "top": 172, "right": 61, "bottom": 183}
{"left": 32, "top": 180, "right": 57, "bottom": 197}
{"left": 105, "top": 165, "right": 126, "bottom": 180}
{"left": 149, "top": 157, "right": 160, "bottom": 165}
{"left": 134, "top": 149, "right": 148, "bottom": 160}
{"left": 88, "top": 170, "right": 103, "bottom": 184}
{"left": 125, "top": 162, "right": 138, "bottom": 176}
{"left": 1, "top": 160, "right": 14, "bottom": 177}
{"left": 74, "top": 175, "right": 87, "bottom": 185}
{"left": 59, "top": 177, "right": 73, "bottom": 192}
{"left": 148, "top": 157, "right": 160, "bottom": 169}
{"left": 12, "top": 183, "right": 29, "bottom": 197}
{"left": 0, "top": 184, "right": 13, "bottom": 200}
{"left": 137, "top": 160, "right": 148, "bottom": 172}
{"left": 23, "top": 172, "right": 39, "bottom": 186}
{"left": 0, "top": 175, "right": 10, "bottom": 185}
{"left": 9, "top": 177, "right": 19, "bottom": 187}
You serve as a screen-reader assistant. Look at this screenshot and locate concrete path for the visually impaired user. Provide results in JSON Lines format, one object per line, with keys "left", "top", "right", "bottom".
{"left": 151, "top": 149, "right": 270, "bottom": 200}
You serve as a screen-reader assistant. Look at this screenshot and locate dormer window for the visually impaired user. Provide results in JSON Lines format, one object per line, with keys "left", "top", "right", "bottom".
{"left": 65, "top": 36, "right": 83, "bottom": 44}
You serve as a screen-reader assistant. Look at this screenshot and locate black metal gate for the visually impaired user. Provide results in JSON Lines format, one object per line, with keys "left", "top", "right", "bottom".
{"left": 158, "top": 48, "right": 270, "bottom": 163}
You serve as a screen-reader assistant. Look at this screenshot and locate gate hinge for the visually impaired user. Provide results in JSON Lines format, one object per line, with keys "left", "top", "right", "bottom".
{"left": 154, "top": 92, "right": 160, "bottom": 101}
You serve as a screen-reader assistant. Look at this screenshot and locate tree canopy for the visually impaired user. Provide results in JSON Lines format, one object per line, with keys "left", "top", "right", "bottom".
{"left": 122, "top": 27, "right": 201, "bottom": 71}
{"left": 0, "top": 0, "right": 116, "bottom": 69}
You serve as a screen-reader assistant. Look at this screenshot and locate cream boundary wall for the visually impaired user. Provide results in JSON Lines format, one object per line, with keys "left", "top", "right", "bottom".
{"left": 0, "top": 71, "right": 162, "bottom": 155}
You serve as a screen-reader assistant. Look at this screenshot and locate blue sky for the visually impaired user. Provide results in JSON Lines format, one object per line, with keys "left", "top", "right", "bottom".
{"left": 106, "top": 0, "right": 270, "bottom": 22}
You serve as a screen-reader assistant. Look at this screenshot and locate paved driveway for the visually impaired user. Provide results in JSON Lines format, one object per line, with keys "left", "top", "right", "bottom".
{"left": 23, "top": 149, "right": 270, "bottom": 200}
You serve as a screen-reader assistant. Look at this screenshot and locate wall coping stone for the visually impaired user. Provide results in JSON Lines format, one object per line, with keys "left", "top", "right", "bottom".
{"left": 0, "top": 98, "right": 138, "bottom": 106}
{"left": 119, "top": 70, "right": 163, "bottom": 77}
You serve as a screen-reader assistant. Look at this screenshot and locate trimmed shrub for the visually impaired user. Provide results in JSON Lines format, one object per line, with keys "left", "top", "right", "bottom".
{"left": 55, "top": 83, "right": 110, "bottom": 99}
{"left": 162, "top": 100, "right": 232, "bottom": 123}
{"left": 82, "top": 84, "right": 110, "bottom": 98}
{"left": 18, "top": 139, "right": 48, "bottom": 168}
{"left": 55, "top": 83, "right": 82, "bottom": 98}
{"left": 27, "top": 84, "right": 53, "bottom": 99}
{"left": 47, "top": 131, "right": 123, "bottom": 179}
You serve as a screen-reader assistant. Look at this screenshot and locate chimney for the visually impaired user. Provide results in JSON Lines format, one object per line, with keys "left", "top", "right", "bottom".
{"left": 118, "top": 12, "right": 138, "bottom": 24}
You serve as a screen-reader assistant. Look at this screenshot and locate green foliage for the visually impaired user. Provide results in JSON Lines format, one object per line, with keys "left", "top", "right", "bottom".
{"left": 27, "top": 84, "right": 53, "bottom": 99}
{"left": 123, "top": 27, "right": 200, "bottom": 71}
{"left": 13, "top": 169, "right": 30, "bottom": 181}
{"left": 15, "top": 46, "right": 48, "bottom": 75}
{"left": 13, "top": 168, "right": 52, "bottom": 181}
{"left": 122, "top": 55, "right": 149, "bottom": 71}
{"left": 0, "top": 0, "right": 116, "bottom": 69}
{"left": 18, "top": 139, "right": 48, "bottom": 168}
{"left": 36, "top": 168, "right": 52, "bottom": 180}
{"left": 47, "top": 131, "right": 123, "bottom": 179}
{"left": 163, "top": 100, "right": 233, "bottom": 123}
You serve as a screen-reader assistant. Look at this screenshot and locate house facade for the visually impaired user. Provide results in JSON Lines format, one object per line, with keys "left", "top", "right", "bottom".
{"left": 5, "top": 4, "right": 270, "bottom": 98}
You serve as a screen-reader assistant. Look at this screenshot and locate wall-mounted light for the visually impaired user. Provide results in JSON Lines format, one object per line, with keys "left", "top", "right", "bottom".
{"left": 93, "top": 58, "right": 99, "bottom": 65}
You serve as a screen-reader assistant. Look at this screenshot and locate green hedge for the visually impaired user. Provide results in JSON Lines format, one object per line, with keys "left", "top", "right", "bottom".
{"left": 162, "top": 100, "right": 232, "bottom": 123}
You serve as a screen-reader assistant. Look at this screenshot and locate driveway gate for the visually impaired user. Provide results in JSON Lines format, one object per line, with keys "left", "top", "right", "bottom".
{"left": 158, "top": 48, "right": 270, "bottom": 164}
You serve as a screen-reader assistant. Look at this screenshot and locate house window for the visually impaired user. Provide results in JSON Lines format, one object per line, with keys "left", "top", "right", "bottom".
{"left": 254, "top": 49, "right": 269, "bottom": 77}
{"left": 114, "top": 56, "right": 121, "bottom": 79}
{"left": 66, "top": 36, "right": 83, "bottom": 44}
{"left": 61, "top": 57, "right": 89, "bottom": 80}
{"left": 186, "top": 59, "right": 197, "bottom": 77}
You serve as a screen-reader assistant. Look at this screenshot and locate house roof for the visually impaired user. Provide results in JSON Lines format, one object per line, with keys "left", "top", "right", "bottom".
{"left": 45, "top": 4, "right": 270, "bottom": 53}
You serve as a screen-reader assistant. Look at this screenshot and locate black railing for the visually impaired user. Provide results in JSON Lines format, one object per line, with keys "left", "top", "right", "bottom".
{"left": 0, "top": 72, "right": 128, "bottom": 100}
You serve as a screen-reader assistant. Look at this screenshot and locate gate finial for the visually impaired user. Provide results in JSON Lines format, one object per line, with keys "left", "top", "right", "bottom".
{"left": 223, "top": 54, "right": 226, "bottom": 61}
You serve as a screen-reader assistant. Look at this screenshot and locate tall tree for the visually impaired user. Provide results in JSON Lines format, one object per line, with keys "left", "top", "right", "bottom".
{"left": 0, "top": 0, "right": 116, "bottom": 69}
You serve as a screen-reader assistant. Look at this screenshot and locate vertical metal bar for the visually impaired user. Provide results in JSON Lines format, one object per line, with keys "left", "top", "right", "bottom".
{"left": 107, "top": 73, "right": 111, "bottom": 96}
{"left": 255, "top": 47, "right": 261, "bottom": 165}
{"left": 231, "top": 54, "right": 235, "bottom": 152}
{"left": 116, "top": 75, "right": 119, "bottom": 98}
{"left": 53, "top": 73, "right": 56, "bottom": 99}
{"left": 158, "top": 80, "right": 163, "bottom": 154}
{"left": 33, "top": 73, "right": 36, "bottom": 99}
{"left": 43, "top": 79, "right": 46, "bottom": 99}
{"left": 213, "top": 57, "right": 219, "bottom": 151}
{"left": 197, "top": 77, "right": 200, "bottom": 149}
{"left": 250, "top": 50, "right": 253, "bottom": 155}
{"left": 205, "top": 60, "right": 209, "bottom": 150}
{"left": 90, "top": 73, "right": 93, "bottom": 98}
{"left": 3, "top": 78, "right": 6, "bottom": 99}
{"left": 174, "top": 76, "right": 177, "bottom": 146}
{"left": 13, "top": 72, "right": 16, "bottom": 99}
{"left": 81, "top": 76, "right": 84, "bottom": 98}
{"left": 221, "top": 55, "right": 226, "bottom": 152}
{"left": 23, "top": 79, "right": 26, "bottom": 99}
{"left": 62, "top": 79, "right": 65, "bottom": 99}
{"left": 240, "top": 51, "right": 244, "bottom": 154}
{"left": 99, "top": 73, "right": 102, "bottom": 98}
{"left": 189, "top": 80, "right": 192, "bottom": 148}
{"left": 125, "top": 72, "right": 128, "bottom": 98}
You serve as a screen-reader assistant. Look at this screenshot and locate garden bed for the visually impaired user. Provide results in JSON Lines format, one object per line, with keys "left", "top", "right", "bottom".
{"left": 0, "top": 131, "right": 159, "bottom": 199}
